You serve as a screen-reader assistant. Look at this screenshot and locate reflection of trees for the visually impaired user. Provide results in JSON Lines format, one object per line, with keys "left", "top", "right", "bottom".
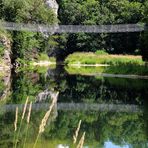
{"left": 10, "top": 66, "right": 148, "bottom": 105}
{"left": 10, "top": 71, "right": 46, "bottom": 103}
{"left": 47, "top": 67, "right": 148, "bottom": 105}
{"left": 0, "top": 108, "right": 147, "bottom": 147}
{"left": 47, "top": 111, "right": 148, "bottom": 147}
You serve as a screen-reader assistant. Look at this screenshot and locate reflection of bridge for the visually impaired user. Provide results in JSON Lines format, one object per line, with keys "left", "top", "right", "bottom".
{"left": 0, "top": 21, "right": 146, "bottom": 33}
{"left": 0, "top": 103, "right": 142, "bottom": 113}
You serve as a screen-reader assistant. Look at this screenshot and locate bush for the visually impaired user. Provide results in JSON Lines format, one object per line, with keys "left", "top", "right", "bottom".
{"left": 0, "top": 45, "right": 4, "bottom": 57}
{"left": 95, "top": 50, "right": 108, "bottom": 55}
{"left": 38, "top": 53, "right": 49, "bottom": 61}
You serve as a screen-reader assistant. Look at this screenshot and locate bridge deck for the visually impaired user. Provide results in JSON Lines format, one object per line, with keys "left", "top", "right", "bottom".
{"left": 0, "top": 22, "right": 146, "bottom": 33}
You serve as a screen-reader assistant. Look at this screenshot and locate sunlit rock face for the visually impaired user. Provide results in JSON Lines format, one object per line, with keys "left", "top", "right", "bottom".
{"left": 0, "top": 33, "right": 11, "bottom": 101}
{"left": 46, "top": 0, "right": 59, "bottom": 16}
{"left": 40, "top": 0, "right": 59, "bottom": 36}
{"left": 0, "top": 35, "right": 11, "bottom": 68}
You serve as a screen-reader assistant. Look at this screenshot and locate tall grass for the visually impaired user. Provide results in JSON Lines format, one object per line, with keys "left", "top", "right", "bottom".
{"left": 73, "top": 120, "right": 82, "bottom": 144}
{"left": 76, "top": 132, "right": 86, "bottom": 148}
{"left": 14, "top": 107, "right": 18, "bottom": 132}
{"left": 12, "top": 93, "right": 87, "bottom": 148}
{"left": 65, "top": 52, "right": 148, "bottom": 76}
{"left": 33, "top": 92, "right": 59, "bottom": 148}
{"left": 22, "top": 97, "right": 29, "bottom": 120}
{"left": 73, "top": 120, "right": 86, "bottom": 148}
{"left": 14, "top": 97, "right": 29, "bottom": 148}
{"left": 23, "top": 101, "right": 32, "bottom": 148}
{"left": 13, "top": 92, "right": 60, "bottom": 148}
{"left": 65, "top": 52, "right": 144, "bottom": 65}
{"left": 13, "top": 107, "right": 18, "bottom": 148}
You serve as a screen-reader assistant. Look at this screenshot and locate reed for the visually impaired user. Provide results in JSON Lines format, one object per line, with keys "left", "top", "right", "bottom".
{"left": 14, "top": 107, "right": 18, "bottom": 132}
{"left": 14, "top": 97, "right": 29, "bottom": 148}
{"left": 76, "top": 132, "right": 86, "bottom": 148}
{"left": 23, "top": 101, "right": 32, "bottom": 148}
{"left": 73, "top": 120, "right": 82, "bottom": 144}
{"left": 33, "top": 92, "right": 59, "bottom": 148}
{"left": 13, "top": 107, "right": 18, "bottom": 148}
{"left": 22, "top": 97, "right": 29, "bottom": 120}
{"left": 27, "top": 101, "right": 32, "bottom": 124}
{"left": 39, "top": 95, "right": 58, "bottom": 134}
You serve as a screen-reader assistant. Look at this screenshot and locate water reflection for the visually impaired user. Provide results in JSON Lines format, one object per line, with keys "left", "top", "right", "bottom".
{"left": 0, "top": 110, "right": 147, "bottom": 147}
{"left": 0, "top": 103, "right": 143, "bottom": 113}
{"left": 0, "top": 65, "right": 147, "bottom": 147}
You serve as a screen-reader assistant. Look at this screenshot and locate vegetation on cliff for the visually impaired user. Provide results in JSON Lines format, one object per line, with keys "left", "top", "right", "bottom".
{"left": 0, "top": 0, "right": 57, "bottom": 65}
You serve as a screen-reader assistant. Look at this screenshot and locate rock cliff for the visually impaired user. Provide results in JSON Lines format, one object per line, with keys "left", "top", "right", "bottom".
{"left": 0, "top": 34, "right": 11, "bottom": 71}
{"left": 0, "top": 34, "right": 11, "bottom": 100}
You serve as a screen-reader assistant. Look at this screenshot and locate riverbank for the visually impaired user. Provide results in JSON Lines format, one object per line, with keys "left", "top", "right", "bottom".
{"left": 65, "top": 52, "right": 148, "bottom": 76}
{"left": 65, "top": 52, "right": 144, "bottom": 65}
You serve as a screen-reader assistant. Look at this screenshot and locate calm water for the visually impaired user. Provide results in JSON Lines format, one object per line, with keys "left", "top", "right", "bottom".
{"left": 0, "top": 66, "right": 148, "bottom": 148}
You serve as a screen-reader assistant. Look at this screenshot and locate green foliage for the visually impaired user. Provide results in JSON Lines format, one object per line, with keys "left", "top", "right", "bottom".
{"left": 143, "top": 0, "right": 148, "bottom": 23}
{"left": 37, "top": 53, "right": 49, "bottom": 61}
{"left": 141, "top": 0, "right": 148, "bottom": 61}
{"left": 65, "top": 52, "right": 144, "bottom": 65}
{"left": 0, "top": 78, "right": 5, "bottom": 94}
{"left": 0, "top": 0, "right": 57, "bottom": 24}
{"left": 95, "top": 50, "right": 109, "bottom": 55}
{"left": 0, "top": 45, "right": 4, "bottom": 56}
{"left": 56, "top": 0, "right": 146, "bottom": 58}
{"left": 0, "top": 110, "right": 147, "bottom": 147}
{"left": 65, "top": 52, "right": 148, "bottom": 75}
{"left": 12, "top": 31, "right": 39, "bottom": 60}
{"left": 0, "top": 67, "right": 148, "bottom": 147}
{"left": 10, "top": 71, "right": 45, "bottom": 103}
{"left": 0, "top": 0, "right": 57, "bottom": 63}
{"left": 0, "top": 27, "right": 11, "bottom": 57}
{"left": 65, "top": 66, "right": 105, "bottom": 75}
{"left": 66, "top": 64, "right": 148, "bottom": 76}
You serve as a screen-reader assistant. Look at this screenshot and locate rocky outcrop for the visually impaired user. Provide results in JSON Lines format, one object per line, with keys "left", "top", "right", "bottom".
{"left": 0, "top": 33, "right": 11, "bottom": 100}
{"left": 46, "top": 0, "right": 59, "bottom": 16}
{"left": 39, "top": 0, "right": 59, "bottom": 36}
{"left": 0, "top": 34, "right": 11, "bottom": 71}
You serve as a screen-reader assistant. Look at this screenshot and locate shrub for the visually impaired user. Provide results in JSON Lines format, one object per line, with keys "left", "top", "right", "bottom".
{"left": 95, "top": 50, "right": 108, "bottom": 55}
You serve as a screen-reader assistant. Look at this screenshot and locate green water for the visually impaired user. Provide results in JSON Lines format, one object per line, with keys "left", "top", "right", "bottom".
{"left": 0, "top": 66, "right": 148, "bottom": 148}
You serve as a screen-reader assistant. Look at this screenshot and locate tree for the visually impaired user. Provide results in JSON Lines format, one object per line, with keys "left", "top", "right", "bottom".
{"left": 141, "top": 0, "right": 148, "bottom": 61}
{"left": 52, "top": 0, "right": 145, "bottom": 62}
{"left": 0, "top": 0, "right": 57, "bottom": 24}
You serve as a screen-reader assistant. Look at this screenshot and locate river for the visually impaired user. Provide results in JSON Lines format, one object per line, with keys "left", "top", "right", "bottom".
{"left": 0, "top": 65, "right": 148, "bottom": 148}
